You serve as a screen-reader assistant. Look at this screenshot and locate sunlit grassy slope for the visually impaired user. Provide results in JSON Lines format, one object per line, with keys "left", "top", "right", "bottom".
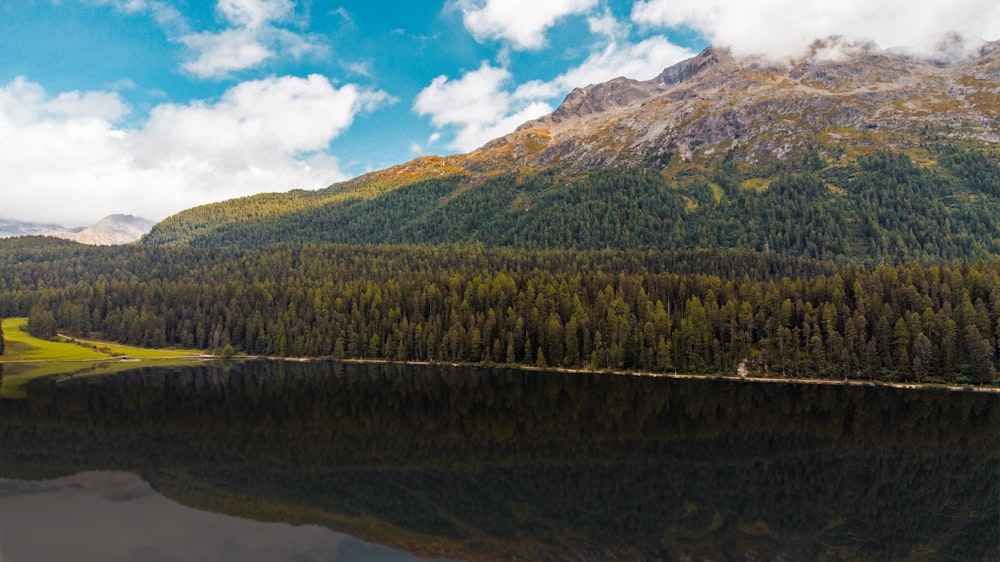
{"left": 1, "top": 318, "right": 203, "bottom": 361}
{"left": 0, "top": 317, "right": 207, "bottom": 398}
{"left": 2, "top": 318, "right": 111, "bottom": 361}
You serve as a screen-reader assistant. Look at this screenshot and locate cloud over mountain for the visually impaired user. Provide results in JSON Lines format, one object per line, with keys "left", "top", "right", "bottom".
{"left": 416, "top": 5, "right": 694, "bottom": 152}
{"left": 632, "top": 0, "right": 1000, "bottom": 59}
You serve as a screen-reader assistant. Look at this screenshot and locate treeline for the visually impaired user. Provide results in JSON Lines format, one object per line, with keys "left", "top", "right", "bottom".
{"left": 141, "top": 146, "right": 1000, "bottom": 264}
{"left": 2, "top": 239, "right": 1000, "bottom": 385}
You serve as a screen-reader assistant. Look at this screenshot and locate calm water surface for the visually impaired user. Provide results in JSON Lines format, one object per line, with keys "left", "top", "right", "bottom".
{"left": 0, "top": 361, "right": 996, "bottom": 561}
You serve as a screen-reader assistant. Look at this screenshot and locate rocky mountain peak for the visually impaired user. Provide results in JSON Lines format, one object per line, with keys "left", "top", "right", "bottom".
{"left": 961, "top": 39, "right": 1000, "bottom": 79}
{"left": 485, "top": 38, "right": 1000, "bottom": 169}
{"left": 549, "top": 77, "right": 660, "bottom": 125}
{"left": 349, "top": 38, "right": 1000, "bottom": 190}
{"left": 654, "top": 46, "right": 734, "bottom": 86}
{"left": 538, "top": 46, "right": 734, "bottom": 128}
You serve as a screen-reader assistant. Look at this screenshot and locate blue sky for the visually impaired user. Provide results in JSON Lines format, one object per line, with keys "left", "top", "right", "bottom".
{"left": 1, "top": 0, "right": 998, "bottom": 225}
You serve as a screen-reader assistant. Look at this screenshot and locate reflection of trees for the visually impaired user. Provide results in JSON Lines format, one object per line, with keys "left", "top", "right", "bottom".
{"left": 0, "top": 362, "right": 996, "bottom": 561}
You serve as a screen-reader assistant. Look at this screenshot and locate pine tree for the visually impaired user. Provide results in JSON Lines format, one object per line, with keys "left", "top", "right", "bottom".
{"left": 27, "top": 305, "right": 57, "bottom": 340}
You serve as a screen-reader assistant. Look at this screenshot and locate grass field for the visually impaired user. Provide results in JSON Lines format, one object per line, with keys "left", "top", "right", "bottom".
{"left": 2, "top": 318, "right": 113, "bottom": 361}
{"left": 1, "top": 318, "right": 204, "bottom": 361}
{"left": 1, "top": 317, "right": 208, "bottom": 398}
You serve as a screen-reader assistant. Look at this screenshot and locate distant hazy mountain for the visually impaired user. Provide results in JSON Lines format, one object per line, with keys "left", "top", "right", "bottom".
{"left": 44, "top": 214, "right": 154, "bottom": 246}
{"left": 0, "top": 218, "right": 66, "bottom": 238}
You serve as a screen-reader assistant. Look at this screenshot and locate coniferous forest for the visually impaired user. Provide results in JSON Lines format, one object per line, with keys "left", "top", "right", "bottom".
{"left": 3, "top": 145, "right": 1000, "bottom": 385}
{"left": 1, "top": 238, "right": 1000, "bottom": 384}
{"left": 145, "top": 146, "right": 1000, "bottom": 263}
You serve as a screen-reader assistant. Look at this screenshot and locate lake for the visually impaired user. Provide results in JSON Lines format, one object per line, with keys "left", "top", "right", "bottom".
{"left": 0, "top": 361, "right": 997, "bottom": 561}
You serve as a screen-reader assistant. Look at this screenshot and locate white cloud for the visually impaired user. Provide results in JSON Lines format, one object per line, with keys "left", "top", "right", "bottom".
{"left": 632, "top": 0, "right": 1000, "bottom": 60}
{"left": 90, "top": 0, "right": 322, "bottom": 78}
{"left": 180, "top": 29, "right": 275, "bottom": 78}
{"left": 459, "top": 0, "right": 598, "bottom": 50}
{"left": 105, "top": 78, "right": 138, "bottom": 91}
{"left": 272, "top": 27, "right": 329, "bottom": 60}
{"left": 169, "top": 0, "right": 327, "bottom": 78}
{"left": 413, "top": 31, "right": 693, "bottom": 152}
{"left": 329, "top": 7, "right": 354, "bottom": 26}
{"left": 48, "top": 91, "right": 132, "bottom": 122}
{"left": 217, "top": 0, "right": 293, "bottom": 29}
{"left": 0, "top": 76, "right": 387, "bottom": 226}
{"left": 587, "top": 9, "right": 626, "bottom": 40}
{"left": 554, "top": 36, "right": 693, "bottom": 89}
{"left": 137, "top": 75, "right": 384, "bottom": 164}
{"left": 414, "top": 63, "right": 556, "bottom": 151}
{"left": 114, "top": 0, "right": 149, "bottom": 12}
{"left": 415, "top": 64, "right": 512, "bottom": 131}
{"left": 87, "top": 0, "right": 188, "bottom": 36}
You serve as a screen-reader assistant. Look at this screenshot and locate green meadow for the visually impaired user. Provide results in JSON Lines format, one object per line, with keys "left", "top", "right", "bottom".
{"left": 1, "top": 318, "right": 207, "bottom": 398}
{"left": 2, "top": 318, "right": 112, "bottom": 361}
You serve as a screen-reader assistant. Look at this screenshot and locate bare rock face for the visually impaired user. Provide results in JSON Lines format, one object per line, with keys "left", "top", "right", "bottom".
{"left": 362, "top": 38, "right": 1000, "bottom": 185}
{"left": 550, "top": 77, "right": 665, "bottom": 125}
{"left": 961, "top": 41, "right": 1000, "bottom": 80}
{"left": 513, "top": 37, "right": 1000, "bottom": 168}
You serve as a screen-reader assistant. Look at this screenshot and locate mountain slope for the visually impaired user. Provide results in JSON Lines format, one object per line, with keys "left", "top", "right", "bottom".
{"left": 143, "top": 40, "right": 1000, "bottom": 262}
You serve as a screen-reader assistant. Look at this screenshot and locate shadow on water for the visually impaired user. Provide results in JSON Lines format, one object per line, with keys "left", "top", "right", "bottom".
{"left": 0, "top": 360, "right": 997, "bottom": 561}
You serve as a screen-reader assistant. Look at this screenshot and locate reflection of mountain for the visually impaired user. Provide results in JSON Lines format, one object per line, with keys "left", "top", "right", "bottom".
{"left": 1, "top": 362, "right": 996, "bottom": 561}
{"left": 0, "top": 472, "right": 432, "bottom": 562}
{"left": 4, "top": 470, "right": 156, "bottom": 502}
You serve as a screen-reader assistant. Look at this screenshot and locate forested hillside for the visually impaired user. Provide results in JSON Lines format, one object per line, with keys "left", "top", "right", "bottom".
{"left": 7, "top": 44, "right": 1000, "bottom": 384}
{"left": 142, "top": 145, "right": 1000, "bottom": 264}
{"left": 2, "top": 238, "right": 999, "bottom": 385}
{"left": 141, "top": 41, "right": 1000, "bottom": 258}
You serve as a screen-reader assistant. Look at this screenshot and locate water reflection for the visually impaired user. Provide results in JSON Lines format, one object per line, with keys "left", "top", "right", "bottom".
{"left": 0, "top": 361, "right": 997, "bottom": 561}
{"left": 1, "top": 472, "right": 433, "bottom": 562}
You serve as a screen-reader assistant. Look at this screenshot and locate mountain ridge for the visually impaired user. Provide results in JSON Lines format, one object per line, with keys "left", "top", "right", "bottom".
{"left": 501, "top": 38, "right": 1000, "bottom": 167}
{"left": 142, "top": 40, "right": 1000, "bottom": 259}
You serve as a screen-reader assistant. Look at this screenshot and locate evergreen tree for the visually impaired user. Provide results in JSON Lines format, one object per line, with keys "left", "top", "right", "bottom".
{"left": 27, "top": 305, "right": 57, "bottom": 340}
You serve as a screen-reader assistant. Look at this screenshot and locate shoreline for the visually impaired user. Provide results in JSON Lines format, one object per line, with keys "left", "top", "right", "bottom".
{"left": 5, "top": 354, "right": 999, "bottom": 395}
{"left": 3, "top": 319, "right": 998, "bottom": 395}
{"left": 331, "top": 357, "right": 1000, "bottom": 394}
